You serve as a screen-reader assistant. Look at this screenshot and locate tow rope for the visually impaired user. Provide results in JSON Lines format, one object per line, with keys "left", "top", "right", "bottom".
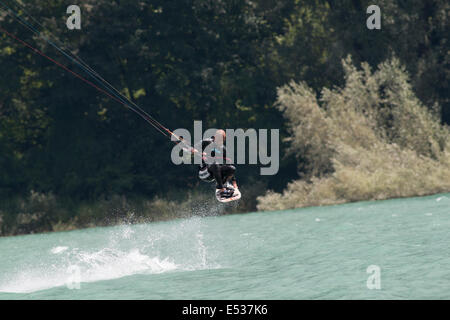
{"left": 0, "top": 0, "right": 215, "bottom": 159}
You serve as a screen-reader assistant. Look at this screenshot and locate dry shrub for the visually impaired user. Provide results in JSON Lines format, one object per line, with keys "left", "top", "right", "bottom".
{"left": 258, "top": 56, "right": 450, "bottom": 211}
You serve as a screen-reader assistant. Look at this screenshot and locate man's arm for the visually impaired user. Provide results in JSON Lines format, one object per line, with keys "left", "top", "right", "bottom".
{"left": 192, "top": 138, "right": 213, "bottom": 155}
{"left": 189, "top": 139, "right": 213, "bottom": 166}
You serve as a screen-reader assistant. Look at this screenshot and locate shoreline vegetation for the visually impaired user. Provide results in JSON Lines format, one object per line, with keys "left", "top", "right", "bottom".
{"left": 0, "top": 192, "right": 229, "bottom": 237}
{"left": 0, "top": 182, "right": 265, "bottom": 237}
{"left": 2, "top": 188, "right": 449, "bottom": 238}
{"left": 257, "top": 58, "right": 450, "bottom": 211}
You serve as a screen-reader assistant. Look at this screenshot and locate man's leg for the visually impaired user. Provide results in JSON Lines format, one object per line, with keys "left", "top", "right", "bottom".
{"left": 208, "top": 163, "right": 224, "bottom": 189}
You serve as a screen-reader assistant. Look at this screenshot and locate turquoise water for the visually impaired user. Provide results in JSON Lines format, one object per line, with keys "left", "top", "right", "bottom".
{"left": 1, "top": 193, "right": 449, "bottom": 299}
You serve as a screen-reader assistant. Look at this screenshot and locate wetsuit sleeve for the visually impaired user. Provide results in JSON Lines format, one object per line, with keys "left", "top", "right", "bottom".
{"left": 193, "top": 138, "right": 214, "bottom": 167}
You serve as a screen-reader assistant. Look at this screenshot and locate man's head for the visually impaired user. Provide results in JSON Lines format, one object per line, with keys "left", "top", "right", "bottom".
{"left": 214, "top": 129, "right": 226, "bottom": 146}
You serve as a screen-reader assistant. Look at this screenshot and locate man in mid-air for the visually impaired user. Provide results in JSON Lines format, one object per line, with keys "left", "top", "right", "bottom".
{"left": 192, "top": 129, "right": 238, "bottom": 198}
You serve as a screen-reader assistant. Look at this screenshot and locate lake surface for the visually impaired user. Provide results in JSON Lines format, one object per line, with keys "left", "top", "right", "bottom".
{"left": 1, "top": 193, "right": 449, "bottom": 299}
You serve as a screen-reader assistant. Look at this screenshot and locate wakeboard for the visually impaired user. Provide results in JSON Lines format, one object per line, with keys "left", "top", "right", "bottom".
{"left": 215, "top": 183, "right": 241, "bottom": 203}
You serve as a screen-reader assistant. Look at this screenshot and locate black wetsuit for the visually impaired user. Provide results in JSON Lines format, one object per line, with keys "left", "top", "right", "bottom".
{"left": 195, "top": 137, "right": 236, "bottom": 189}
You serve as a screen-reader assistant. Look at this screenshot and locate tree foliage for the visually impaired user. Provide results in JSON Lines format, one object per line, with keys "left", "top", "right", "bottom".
{"left": 0, "top": 0, "right": 448, "bottom": 212}
{"left": 258, "top": 57, "right": 450, "bottom": 211}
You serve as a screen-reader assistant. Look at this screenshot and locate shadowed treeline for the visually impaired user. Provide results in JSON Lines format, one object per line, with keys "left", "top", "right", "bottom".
{"left": 0, "top": 0, "right": 448, "bottom": 235}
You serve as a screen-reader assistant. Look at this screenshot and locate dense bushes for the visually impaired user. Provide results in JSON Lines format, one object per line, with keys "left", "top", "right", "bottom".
{"left": 257, "top": 57, "right": 450, "bottom": 211}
